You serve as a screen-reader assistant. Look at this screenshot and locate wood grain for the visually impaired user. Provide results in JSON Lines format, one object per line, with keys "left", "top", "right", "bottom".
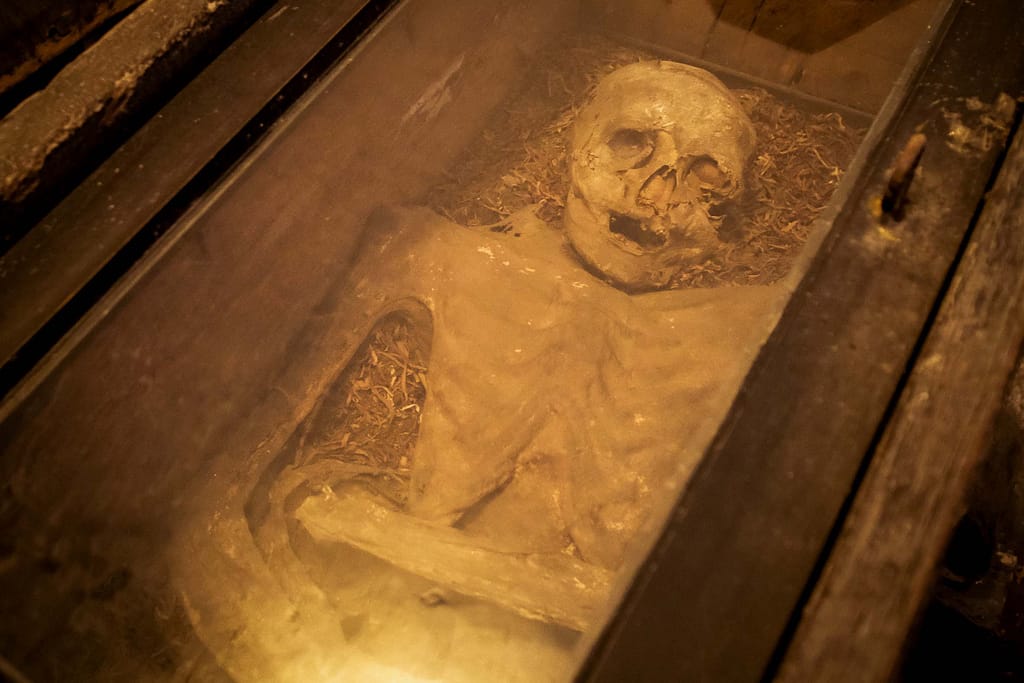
{"left": 0, "top": 0, "right": 369, "bottom": 373}
{"left": 577, "top": 0, "right": 1024, "bottom": 678}
{"left": 0, "top": 0, "right": 142, "bottom": 97}
{"left": 776, "top": 123, "right": 1024, "bottom": 681}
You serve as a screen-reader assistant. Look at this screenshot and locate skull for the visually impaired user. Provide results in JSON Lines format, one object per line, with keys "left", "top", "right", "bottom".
{"left": 565, "top": 61, "right": 757, "bottom": 291}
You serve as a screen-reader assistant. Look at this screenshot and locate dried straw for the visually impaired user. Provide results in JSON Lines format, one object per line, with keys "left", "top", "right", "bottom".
{"left": 300, "top": 320, "right": 427, "bottom": 505}
{"left": 428, "top": 36, "right": 865, "bottom": 288}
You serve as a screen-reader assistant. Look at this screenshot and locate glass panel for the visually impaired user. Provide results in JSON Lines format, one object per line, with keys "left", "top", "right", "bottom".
{"left": 0, "top": 0, "right": 946, "bottom": 680}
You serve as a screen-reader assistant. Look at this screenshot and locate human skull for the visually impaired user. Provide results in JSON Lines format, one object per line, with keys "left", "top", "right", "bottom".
{"left": 565, "top": 61, "right": 756, "bottom": 291}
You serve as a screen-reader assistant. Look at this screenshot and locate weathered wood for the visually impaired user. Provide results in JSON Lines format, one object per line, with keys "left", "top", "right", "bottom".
{"left": 0, "top": 0, "right": 271, "bottom": 248}
{"left": 0, "top": 0, "right": 370, "bottom": 383}
{"left": 577, "top": 0, "right": 1023, "bottom": 679}
{"left": 775, "top": 118, "right": 1024, "bottom": 682}
{"left": 0, "top": 0, "right": 142, "bottom": 99}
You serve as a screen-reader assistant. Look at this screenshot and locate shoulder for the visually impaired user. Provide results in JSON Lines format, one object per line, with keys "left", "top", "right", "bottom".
{"left": 350, "top": 205, "right": 452, "bottom": 265}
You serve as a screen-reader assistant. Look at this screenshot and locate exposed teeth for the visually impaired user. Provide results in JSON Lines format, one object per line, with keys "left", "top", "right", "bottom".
{"left": 608, "top": 213, "right": 668, "bottom": 251}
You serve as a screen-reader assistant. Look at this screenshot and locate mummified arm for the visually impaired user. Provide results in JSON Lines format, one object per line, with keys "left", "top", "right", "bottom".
{"left": 295, "top": 484, "right": 614, "bottom": 632}
{"left": 175, "top": 209, "right": 446, "bottom": 678}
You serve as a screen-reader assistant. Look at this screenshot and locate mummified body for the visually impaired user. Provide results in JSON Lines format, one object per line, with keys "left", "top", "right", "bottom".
{"left": 284, "top": 61, "right": 772, "bottom": 601}
{"left": 302, "top": 203, "right": 780, "bottom": 563}
{"left": 177, "top": 61, "right": 787, "bottom": 680}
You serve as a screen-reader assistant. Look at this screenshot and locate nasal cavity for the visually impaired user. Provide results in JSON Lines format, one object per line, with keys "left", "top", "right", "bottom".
{"left": 638, "top": 165, "right": 677, "bottom": 210}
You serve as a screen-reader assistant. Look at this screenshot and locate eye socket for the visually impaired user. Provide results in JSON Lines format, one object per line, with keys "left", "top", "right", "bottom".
{"left": 690, "top": 156, "right": 732, "bottom": 190}
{"left": 606, "top": 128, "right": 654, "bottom": 167}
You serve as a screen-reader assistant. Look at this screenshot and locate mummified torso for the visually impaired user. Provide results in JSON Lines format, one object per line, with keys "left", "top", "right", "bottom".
{"left": 337, "top": 205, "right": 783, "bottom": 570}
{"left": 177, "top": 61, "right": 790, "bottom": 681}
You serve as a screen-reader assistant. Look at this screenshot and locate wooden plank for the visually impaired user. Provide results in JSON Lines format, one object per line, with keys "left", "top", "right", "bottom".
{"left": 577, "top": 0, "right": 1024, "bottom": 679}
{"left": 0, "top": 0, "right": 272, "bottom": 244}
{"left": 0, "top": 0, "right": 142, "bottom": 101}
{"left": 0, "top": 0, "right": 373, "bottom": 386}
{"left": 775, "top": 119, "right": 1024, "bottom": 683}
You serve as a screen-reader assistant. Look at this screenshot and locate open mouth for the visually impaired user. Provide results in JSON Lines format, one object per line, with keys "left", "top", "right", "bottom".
{"left": 608, "top": 212, "right": 668, "bottom": 251}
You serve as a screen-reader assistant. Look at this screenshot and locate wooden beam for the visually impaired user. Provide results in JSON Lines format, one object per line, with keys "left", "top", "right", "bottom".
{"left": 776, "top": 124, "right": 1024, "bottom": 681}
{"left": 577, "top": 1, "right": 1024, "bottom": 678}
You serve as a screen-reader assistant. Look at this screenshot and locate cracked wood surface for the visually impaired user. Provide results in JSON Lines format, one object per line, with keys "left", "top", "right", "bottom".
{"left": 777, "top": 124, "right": 1024, "bottom": 681}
